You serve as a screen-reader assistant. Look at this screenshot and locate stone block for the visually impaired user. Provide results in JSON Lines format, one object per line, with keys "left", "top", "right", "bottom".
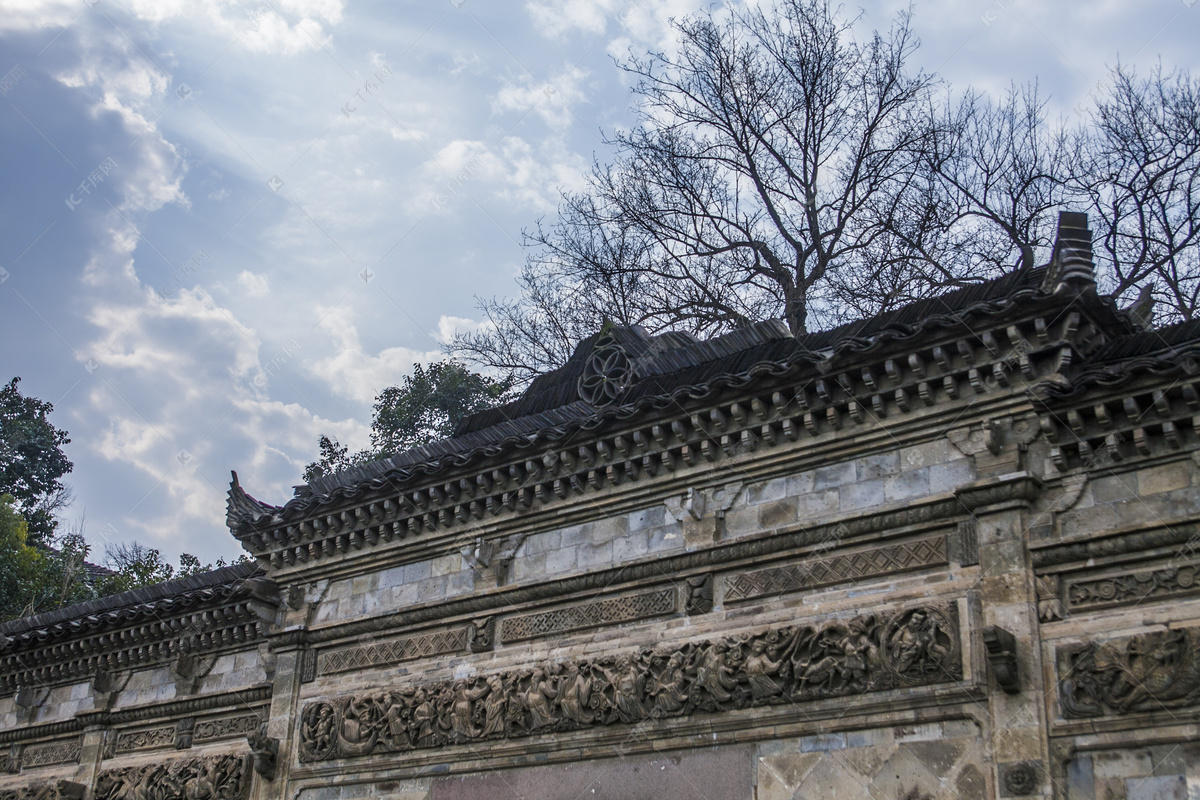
{"left": 884, "top": 467, "right": 930, "bottom": 502}
{"left": 576, "top": 541, "right": 613, "bottom": 569}
{"left": 522, "top": 530, "right": 561, "bottom": 555}
{"left": 544, "top": 546, "right": 578, "bottom": 574}
{"left": 510, "top": 553, "right": 545, "bottom": 583}
{"left": 1139, "top": 463, "right": 1190, "bottom": 495}
{"left": 629, "top": 505, "right": 666, "bottom": 531}
{"left": 838, "top": 478, "right": 888, "bottom": 512}
{"left": 1089, "top": 474, "right": 1138, "bottom": 504}
{"left": 378, "top": 566, "right": 406, "bottom": 589}
{"left": 858, "top": 451, "right": 901, "bottom": 480}
{"left": 758, "top": 498, "right": 798, "bottom": 530}
{"left": 559, "top": 523, "right": 593, "bottom": 548}
{"left": 405, "top": 559, "right": 433, "bottom": 583}
{"left": 929, "top": 459, "right": 974, "bottom": 492}
{"left": 746, "top": 477, "right": 788, "bottom": 505}
{"left": 647, "top": 521, "right": 684, "bottom": 552}
{"left": 786, "top": 470, "right": 816, "bottom": 496}
{"left": 813, "top": 461, "right": 856, "bottom": 490}
{"left": 416, "top": 575, "right": 448, "bottom": 602}
{"left": 612, "top": 529, "right": 649, "bottom": 563}
{"left": 796, "top": 489, "right": 839, "bottom": 519}
{"left": 432, "top": 553, "right": 461, "bottom": 577}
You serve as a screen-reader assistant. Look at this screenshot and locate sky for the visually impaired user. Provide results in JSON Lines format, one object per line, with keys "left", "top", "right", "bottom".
{"left": 1, "top": 0, "right": 1197, "bottom": 566}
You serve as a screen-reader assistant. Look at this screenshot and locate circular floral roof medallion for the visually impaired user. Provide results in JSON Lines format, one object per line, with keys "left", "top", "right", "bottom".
{"left": 577, "top": 334, "right": 634, "bottom": 406}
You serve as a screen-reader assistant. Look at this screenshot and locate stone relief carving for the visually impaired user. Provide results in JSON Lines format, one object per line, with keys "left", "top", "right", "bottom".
{"left": 246, "top": 723, "right": 278, "bottom": 781}
{"left": 1059, "top": 629, "right": 1200, "bottom": 717}
{"left": 93, "top": 754, "right": 251, "bottom": 800}
{"left": 683, "top": 574, "right": 714, "bottom": 615}
{"left": 19, "top": 739, "right": 80, "bottom": 768}
{"left": 467, "top": 617, "right": 495, "bottom": 653}
{"left": 1035, "top": 575, "right": 1065, "bottom": 622}
{"left": 999, "top": 761, "right": 1041, "bottom": 797}
{"left": 193, "top": 713, "right": 263, "bottom": 744}
{"left": 577, "top": 332, "right": 634, "bottom": 406}
{"left": 0, "top": 781, "right": 85, "bottom": 800}
{"left": 171, "top": 652, "right": 218, "bottom": 696}
{"left": 298, "top": 604, "right": 960, "bottom": 762}
{"left": 499, "top": 589, "right": 677, "bottom": 643}
{"left": 725, "top": 538, "right": 947, "bottom": 603}
{"left": 1065, "top": 563, "right": 1200, "bottom": 611}
{"left": 174, "top": 717, "right": 195, "bottom": 749}
{"left": 111, "top": 725, "right": 176, "bottom": 755}
{"left": 318, "top": 627, "right": 470, "bottom": 675}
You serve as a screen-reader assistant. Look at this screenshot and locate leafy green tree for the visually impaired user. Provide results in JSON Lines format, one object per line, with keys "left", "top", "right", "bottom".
{"left": 304, "top": 361, "right": 514, "bottom": 482}
{"left": 0, "top": 496, "right": 94, "bottom": 621}
{"left": 0, "top": 378, "right": 74, "bottom": 545}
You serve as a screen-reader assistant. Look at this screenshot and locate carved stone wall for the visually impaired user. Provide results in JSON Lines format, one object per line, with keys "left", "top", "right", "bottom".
{"left": 93, "top": 754, "right": 251, "bottom": 800}
{"left": 298, "top": 604, "right": 960, "bottom": 761}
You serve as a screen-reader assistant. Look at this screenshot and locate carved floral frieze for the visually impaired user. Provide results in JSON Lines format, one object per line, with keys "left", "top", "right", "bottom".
{"left": 1059, "top": 628, "right": 1200, "bottom": 717}
{"left": 93, "top": 754, "right": 250, "bottom": 800}
{"left": 298, "top": 604, "right": 960, "bottom": 762}
{"left": 1065, "top": 563, "right": 1200, "bottom": 611}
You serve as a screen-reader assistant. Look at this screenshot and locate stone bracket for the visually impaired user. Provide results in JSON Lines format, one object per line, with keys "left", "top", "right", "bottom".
{"left": 983, "top": 626, "right": 1021, "bottom": 694}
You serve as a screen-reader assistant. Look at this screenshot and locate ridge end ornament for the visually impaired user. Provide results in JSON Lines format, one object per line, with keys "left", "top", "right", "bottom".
{"left": 577, "top": 330, "right": 635, "bottom": 406}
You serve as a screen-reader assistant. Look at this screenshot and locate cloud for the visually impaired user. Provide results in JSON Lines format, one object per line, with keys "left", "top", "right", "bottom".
{"left": 306, "top": 305, "right": 442, "bottom": 405}
{"left": 492, "top": 64, "right": 590, "bottom": 132}
{"left": 237, "top": 270, "right": 270, "bottom": 296}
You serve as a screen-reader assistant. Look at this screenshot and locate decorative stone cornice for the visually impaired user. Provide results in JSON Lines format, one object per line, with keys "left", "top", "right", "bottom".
{"left": 0, "top": 574, "right": 278, "bottom": 693}
{"left": 229, "top": 281, "right": 1105, "bottom": 574}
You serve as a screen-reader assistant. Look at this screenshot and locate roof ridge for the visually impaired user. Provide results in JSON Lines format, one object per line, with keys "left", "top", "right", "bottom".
{"left": 0, "top": 561, "right": 261, "bottom": 636}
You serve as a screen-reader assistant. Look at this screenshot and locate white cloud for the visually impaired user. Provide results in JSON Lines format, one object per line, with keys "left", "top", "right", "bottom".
{"left": 492, "top": 64, "right": 590, "bottom": 132}
{"left": 306, "top": 305, "right": 442, "bottom": 405}
{"left": 237, "top": 270, "right": 271, "bottom": 296}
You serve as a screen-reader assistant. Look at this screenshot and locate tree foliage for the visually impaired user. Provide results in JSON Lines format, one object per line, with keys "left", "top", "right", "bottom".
{"left": 0, "top": 377, "right": 74, "bottom": 545}
{"left": 451, "top": 1, "right": 1200, "bottom": 385}
{"left": 304, "top": 361, "right": 515, "bottom": 482}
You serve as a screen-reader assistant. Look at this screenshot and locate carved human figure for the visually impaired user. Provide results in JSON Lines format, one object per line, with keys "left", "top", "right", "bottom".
{"left": 557, "top": 662, "right": 595, "bottom": 725}
{"left": 411, "top": 689, "right": 438, "bottom": 747}
{"left": 384, "top": 693, "right": 411, "bottom": 748}
{"left": 889, "top": 610, "right": 949, "bottom": 676}
{"left": 744, "top": 639, "right": 785, "bottom": 701}
{"left": 650, "top": 652, "right": 689, "bottom": 715}
{"left": 449, "top": 680, "right": 489, "bottom": 741}
{"left": 694, "top": 643, "right": 736, "bottom": 703}
{"left": 522, "top": 668, "right": 558, "bottom": 730}
{"left": 480, "top": 675, "right": 509, "bottom": 736}
{"left": 300, "top": 703, "right": 336, "bottom": 760}
{"left": 606, "top": 656, "right": 646, "bottom": 723}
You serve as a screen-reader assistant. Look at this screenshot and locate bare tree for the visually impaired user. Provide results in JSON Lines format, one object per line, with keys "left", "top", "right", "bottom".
{"left": 1076, "top": 63, "right": 1200, "bottom": 322}
{"left": 452, "top": 4, "right": 1200, "bottom": 383}
{"left": 454, "top": 0, "right": 956, "bottom": 382}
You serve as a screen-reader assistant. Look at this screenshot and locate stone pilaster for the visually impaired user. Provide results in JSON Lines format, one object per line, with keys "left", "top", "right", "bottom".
{"left": 970, "top": 474, "right": 1051, "bottom": 800}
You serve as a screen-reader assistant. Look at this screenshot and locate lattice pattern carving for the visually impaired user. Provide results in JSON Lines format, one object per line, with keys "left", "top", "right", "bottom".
{"left": 20, "top": 739, "right": 80, "bottom": 768}
{"left": 725, "top": 537, "right": 947, "bottom": 602}
{"left": 500, "top": 589, "right": 676, "bottom": 642}
{"left": 319, "top": 627, "right": 469, "bottom": 675}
